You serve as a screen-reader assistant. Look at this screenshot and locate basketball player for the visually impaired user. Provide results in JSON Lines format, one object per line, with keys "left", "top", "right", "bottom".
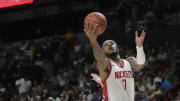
{"left": 84, "top": 22, "right": 146, "bottom": 101}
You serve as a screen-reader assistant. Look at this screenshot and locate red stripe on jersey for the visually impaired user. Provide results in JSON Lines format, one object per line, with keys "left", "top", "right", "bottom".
{"left": 102, "top": 60, "right": 112, "bottom": 101}
{"left": 102, "top": 80, "right": 108, "bottom": 101}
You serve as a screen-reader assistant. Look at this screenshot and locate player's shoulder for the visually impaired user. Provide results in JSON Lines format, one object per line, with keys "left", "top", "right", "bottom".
{"left": 122, "top": 57, "right": 136, "bottom": 65}
{"left": 126, "top": 56, "right": 136, "bottom": 61}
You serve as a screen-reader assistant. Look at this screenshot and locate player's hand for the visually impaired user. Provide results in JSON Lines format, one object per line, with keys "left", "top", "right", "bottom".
{"left": 84, "top": 22, "right": 98, "bottom": 42}
{"left": 135, "top": 30, "right": 146, "bottom": 47}
{"left": 91, "top": 73, "right": 102, "bottom": 86}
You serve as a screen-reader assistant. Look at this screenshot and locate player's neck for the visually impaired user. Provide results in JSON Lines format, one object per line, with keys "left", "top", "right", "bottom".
{"left": 112, "top": 58, "right": 120, "bottom": 63}
{"left": 111, "top": 55, "right": 121, "bottom": 63}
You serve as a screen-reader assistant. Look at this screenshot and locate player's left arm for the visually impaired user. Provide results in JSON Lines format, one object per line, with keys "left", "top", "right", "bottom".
{"left": 128, "top": 30, "right": 146, "bottom": 70}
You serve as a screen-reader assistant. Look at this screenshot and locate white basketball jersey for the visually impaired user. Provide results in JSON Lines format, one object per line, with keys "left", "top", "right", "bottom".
{"left": 102, "top": 59, "right": 134, "bottom": 101}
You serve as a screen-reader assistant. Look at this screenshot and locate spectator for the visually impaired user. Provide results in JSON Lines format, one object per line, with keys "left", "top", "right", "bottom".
{"left": 0, "top": 33, "right": 179, "bottom": 101}
{"left": 160, "top": 77, "right": 171, "bottom": 91}
{"left": 0, "top": 84, "right": 6, "bottom": 93}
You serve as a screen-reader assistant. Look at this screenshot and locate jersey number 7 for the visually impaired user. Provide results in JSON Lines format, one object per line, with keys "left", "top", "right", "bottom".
{"left": 122, "top": 79, "right": 126, "bottom": 90}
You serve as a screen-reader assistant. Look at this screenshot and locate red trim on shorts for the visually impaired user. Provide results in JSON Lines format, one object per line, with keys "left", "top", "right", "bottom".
{"left": 102, "top": 60, "right": 112, "bottom": 101}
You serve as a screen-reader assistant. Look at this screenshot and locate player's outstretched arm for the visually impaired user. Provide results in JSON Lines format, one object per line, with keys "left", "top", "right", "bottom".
{"left": 128, "top": 30, "right": 146, "bottom": 70}
{"left": 84, "top": 22, "right": 108, "bottom": 79}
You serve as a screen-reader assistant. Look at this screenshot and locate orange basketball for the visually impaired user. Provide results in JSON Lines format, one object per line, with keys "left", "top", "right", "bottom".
{"left": 84, "top": 12, "right": 107, "bottom": 35}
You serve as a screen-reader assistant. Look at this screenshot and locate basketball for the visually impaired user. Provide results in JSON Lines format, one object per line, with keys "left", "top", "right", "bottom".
{"left": 84, "top": 12, "right": 107, "bottom": 35}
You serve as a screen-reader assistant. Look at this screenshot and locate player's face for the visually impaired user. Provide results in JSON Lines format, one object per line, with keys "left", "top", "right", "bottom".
{"left": 102, "top": 40, "right": 119, "bottom": 55}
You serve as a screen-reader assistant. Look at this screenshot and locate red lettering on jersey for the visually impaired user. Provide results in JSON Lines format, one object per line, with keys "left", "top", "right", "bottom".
{"left": 128, "top": 71, "right": 131, "bottom": 78}
{"left": 119, "top": 71, "right": 123, "bottom": 78}
{"left": 126, "top": 71, "right": 129, "bottom": 78}
{"left": 115, "top": 71, "right": 134, "bottom": 79}
{"left": 123, "top": 71, "right": 126, "bottom": 78}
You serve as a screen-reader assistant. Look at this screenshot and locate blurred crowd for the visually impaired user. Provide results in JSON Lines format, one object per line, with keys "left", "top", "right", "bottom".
{"left": 0, "top": 30, "right": 180, "bottom": 101}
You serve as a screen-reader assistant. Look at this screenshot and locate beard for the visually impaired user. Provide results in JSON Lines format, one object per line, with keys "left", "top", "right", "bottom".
{"left": 106, "top": 52, "right": 120, "bottom": 59}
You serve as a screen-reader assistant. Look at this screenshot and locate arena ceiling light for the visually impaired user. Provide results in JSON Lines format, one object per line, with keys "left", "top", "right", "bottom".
{"left": 0, "top": 0, "right": 34, "bottom": 8}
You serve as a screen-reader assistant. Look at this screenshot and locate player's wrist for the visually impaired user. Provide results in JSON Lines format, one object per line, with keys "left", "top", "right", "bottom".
{"left": 136, "top": 44, "right": 143, "bottom": 48}
{"left": 89, "top": 38, "right": 97, "bottom": 44}
{"left": 136, "top": 46, "right": 145, "bottom": 64}
{"left": 136, "top": 46, "right": 143, "bottom": 49}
